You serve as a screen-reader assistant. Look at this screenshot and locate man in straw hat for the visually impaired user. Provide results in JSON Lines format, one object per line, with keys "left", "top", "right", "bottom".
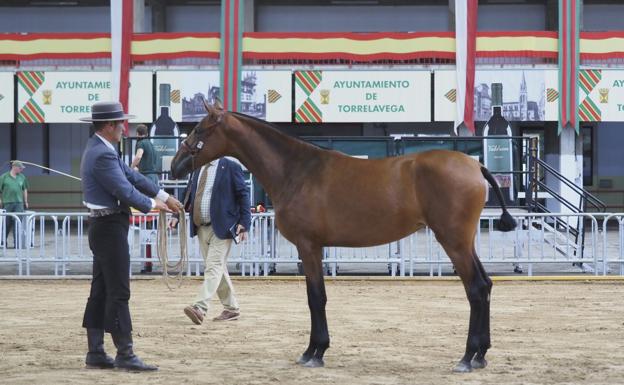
{"left": 79, "top": 101, "right": 182, "bottom": 371}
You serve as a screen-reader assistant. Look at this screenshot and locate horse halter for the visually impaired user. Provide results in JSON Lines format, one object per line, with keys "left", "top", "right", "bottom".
{"left": 180, "top": 112, "right": 224, "bottom": 157}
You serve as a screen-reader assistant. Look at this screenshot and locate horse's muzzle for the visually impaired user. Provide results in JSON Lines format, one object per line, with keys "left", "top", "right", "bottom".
{"left": 170, "top": 151, "right": 193, "bottom": 179}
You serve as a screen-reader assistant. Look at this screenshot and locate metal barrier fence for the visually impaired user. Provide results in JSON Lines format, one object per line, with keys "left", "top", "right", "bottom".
{"left": 1, "top": 211, "right": 623, "bottom": 277}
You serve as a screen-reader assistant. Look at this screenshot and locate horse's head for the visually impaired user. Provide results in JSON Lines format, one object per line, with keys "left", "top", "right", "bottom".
{"left": 170, "top": 99, "right": 228, "bottom": 179}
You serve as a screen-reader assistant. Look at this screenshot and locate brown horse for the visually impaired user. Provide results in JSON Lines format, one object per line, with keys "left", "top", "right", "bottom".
{"left": 170, "top": 101, "right": 516, "bottom": 373}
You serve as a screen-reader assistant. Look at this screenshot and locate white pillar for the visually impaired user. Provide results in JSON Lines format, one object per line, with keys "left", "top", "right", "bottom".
{"left": 559, "top": 126, "right": 583, "bottom": 214}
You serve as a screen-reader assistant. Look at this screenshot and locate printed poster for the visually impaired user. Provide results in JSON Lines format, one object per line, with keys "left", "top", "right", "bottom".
{"left": 434, "top": 69, "right": 559, "bottom": 122}
{"left": 156, "top": 70, "right": 220, "bottom": 122}
{"left": 156, "top": 70, "right": 292, "bottom": 122}
{"left": 239, "top": 70, "right": 291, "bottom": 122}
{"left": 16, "top": 71, "right": 152, "bottom": 123}
{"left": 0, "top": 72, "right": 14, "bottom": 123}
{"left": 578, "top": 69, "right": 624, "bottom": 122}
{"left": 294, "top": 71, "right": 431, "bottom": 123}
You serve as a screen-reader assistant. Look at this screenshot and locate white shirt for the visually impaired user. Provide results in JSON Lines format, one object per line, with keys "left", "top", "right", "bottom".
{"left": 84, "top": 134, "right": 169, "bottom": 210}
{"left": 197, "top": 162, "right": 218, "bottom": 224}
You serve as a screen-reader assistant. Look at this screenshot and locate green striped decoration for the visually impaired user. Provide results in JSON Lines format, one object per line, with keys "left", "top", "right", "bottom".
{"left": 18, "top": 71, "right": 45, "bottom": 97}
{"left": 295, "top": 98, "right": 322, "bottom": 123}
{"left": 295, "top": 71, "right": 322, "bottom": 96}
{"left": 18, "top": 99, "right": 45, "bottom": 123}
{"left": 579, "top": 69, "right": 602, "bottom": 95}
{"left": 578, "top": 96, "right": 601, "bottom": 122}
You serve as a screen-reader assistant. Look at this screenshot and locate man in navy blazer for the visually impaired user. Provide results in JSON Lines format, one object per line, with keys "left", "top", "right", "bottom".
{"left": 170, "top": 157, "right": 250, "bottom": 324}
{"left": 79, "top": 101, "right": 182, "bottom": 372}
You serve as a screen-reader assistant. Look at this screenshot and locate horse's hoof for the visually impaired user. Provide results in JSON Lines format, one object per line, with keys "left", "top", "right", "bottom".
{"left": 453, "top": 361, "right": 472, "bottom": 373}
{"left": 295, "top": 355, "right": 310, "bottom": 365}
{"left": 471, "top": 357, "right": 487, "bottom": 369}
{"left": 302, "top": 358, "right": 324, "bottom": 368}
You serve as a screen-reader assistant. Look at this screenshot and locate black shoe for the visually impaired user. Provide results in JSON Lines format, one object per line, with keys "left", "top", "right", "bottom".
{"left": 85, "top": 352, "right": 115, "bottom": 369}
{"left": 111, "top": 332, "right": 158, "bottom": 371}
{"left": 85, "top": 328, "right": 114, "bottom": 369}
{"left": 114, "top": 353, "right": 158, "bottom": 371}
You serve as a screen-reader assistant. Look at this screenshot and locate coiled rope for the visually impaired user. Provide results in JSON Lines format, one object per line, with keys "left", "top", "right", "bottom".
{"left": 157, "top": 209, "right": 189, "bottom": 290}
{"left": 6, "top": 159, "right": 188, "bottom": 288}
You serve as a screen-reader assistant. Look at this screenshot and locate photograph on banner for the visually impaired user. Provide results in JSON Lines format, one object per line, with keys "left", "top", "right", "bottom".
{"left": 0, "top": 72, "right": 14, "bottom": 123}
{"left": 294, "top": 71, "right": 431, "bottom": 123}
{"left": 239, "top": 71, "right": 291, "bottom": 122}
{"left": 156, "top": 70, "right": 220, "bottom": 122}
{"left": 156, "top": 70, "right": 291, "bottom": 122}
{"left": 16, "top": 71, "right": 152, "bottom": 123}
{"left": 578, "top": 69, "right": 624, "bottom": 122}
{"left": 434, "top": 69, "right": 559, "bottom": 122}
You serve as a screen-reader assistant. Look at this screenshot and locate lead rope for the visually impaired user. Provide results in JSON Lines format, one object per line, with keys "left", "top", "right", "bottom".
{"left": 7, "top": 159, "right": 190, "bottom": 288}
{"left": 157, "top": 208, "right": 189, "bottom": 290}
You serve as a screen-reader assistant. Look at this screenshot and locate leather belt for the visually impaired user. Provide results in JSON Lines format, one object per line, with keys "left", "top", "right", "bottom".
{"left": 89, "top": 208, "right": 123, "bottom": 218}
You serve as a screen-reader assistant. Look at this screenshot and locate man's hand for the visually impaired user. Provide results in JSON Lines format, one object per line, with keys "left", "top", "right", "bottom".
{"left": 166, "top": 196, "right": 184, "bottom": 212}
{"left": 154, "top": 198, "right": 172, "bottom": 213}
{"left": 24, "top": 202, "right": 29, "bottom": 209}
{"left": 168, "top": 217, "right": 179, "bottom": 229}
{"left": 236, "top": 224, "right": 248, "bottom": 242}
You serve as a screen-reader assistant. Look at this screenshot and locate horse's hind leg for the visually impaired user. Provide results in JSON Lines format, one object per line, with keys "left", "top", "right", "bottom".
{"left": 295, "top": 242, "right": 329, "bottom": 368}
{"left": 468, "top": 254, "right": 492, "bottom": 370}
{"left": 439, "top": 239, "right": 492, "bottom": 373}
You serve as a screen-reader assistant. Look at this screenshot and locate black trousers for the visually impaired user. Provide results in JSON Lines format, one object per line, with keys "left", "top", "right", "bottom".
{"left": 82, "top": 213, "right": 133, "bottom": 333}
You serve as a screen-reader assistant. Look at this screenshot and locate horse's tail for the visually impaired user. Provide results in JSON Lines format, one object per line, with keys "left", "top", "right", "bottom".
{"left": 480, "top": 166, "right": 517, "bottom": 232}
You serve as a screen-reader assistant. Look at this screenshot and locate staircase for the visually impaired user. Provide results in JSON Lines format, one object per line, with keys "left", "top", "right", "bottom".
{"left": 524, "top": 142, "right": 606, "bottom": 261}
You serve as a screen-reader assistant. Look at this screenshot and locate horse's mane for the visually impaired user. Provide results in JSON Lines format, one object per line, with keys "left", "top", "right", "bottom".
{"left": 229, "top": 111, "right": 323, "bottom": 152}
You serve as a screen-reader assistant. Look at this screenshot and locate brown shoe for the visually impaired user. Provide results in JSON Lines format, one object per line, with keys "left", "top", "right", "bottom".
{"left": 184, "top": 305, "right": 204, "bottom": 325}
{"left": 213, "top": 310, "right": 240, "bottom": 322}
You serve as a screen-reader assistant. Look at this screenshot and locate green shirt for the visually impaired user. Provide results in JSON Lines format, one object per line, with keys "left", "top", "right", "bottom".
{"left": 137, "top": 138, "right": 157, "bottom": 174}
{"left": 0, "top": 172, "right": 29, "bottom": 204}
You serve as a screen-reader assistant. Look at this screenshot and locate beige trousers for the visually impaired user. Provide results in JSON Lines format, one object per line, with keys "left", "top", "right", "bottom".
{"left": 193, "top": 225, "right": 239, "bottom": 314}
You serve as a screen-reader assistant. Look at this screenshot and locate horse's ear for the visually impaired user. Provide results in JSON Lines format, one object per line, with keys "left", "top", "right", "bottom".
{"left": 202, "top": 98, "right": 211, "bottom": 112}
{"left": 213, "top": 97, "right": 224, "bottom": 111}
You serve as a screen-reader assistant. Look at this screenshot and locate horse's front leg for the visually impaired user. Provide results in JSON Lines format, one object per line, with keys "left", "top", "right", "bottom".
{"left": 295, "top": 242, "right": 329, "bottom": 368}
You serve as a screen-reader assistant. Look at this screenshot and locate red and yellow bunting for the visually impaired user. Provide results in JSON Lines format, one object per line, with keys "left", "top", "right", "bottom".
{"left": 1, "top": 31, "right": 624, "bottom": 62}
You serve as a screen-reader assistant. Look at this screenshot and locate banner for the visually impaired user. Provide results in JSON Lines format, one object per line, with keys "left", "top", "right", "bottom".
{"left": 127, "top": 71, "right": 153, "bottom": 122}
{"left": 577, "top": 69, "right": 624, "bottom": 122}
{"left": 156, "top": 71, "right": 220, "bottom": 122}
{"left": 294, "top": 71, "right": 430, "bottom": 123}
{"left": 0, "top": 72, "right": 13, "bottom": 123}
{"left": 239, "top": 71, "right": 291, "bottom": 122}
{"left": 156, "top": 70, "right": 291, "bottom": 122}
{"left": 16, "top": 71, "right": 152, "bottom": 123}
{"left": 435, "top": 69, "right": 559, "bottom": 122}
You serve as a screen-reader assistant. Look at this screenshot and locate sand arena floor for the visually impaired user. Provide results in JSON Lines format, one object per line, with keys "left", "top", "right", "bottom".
{"left": 0, "top": 278, "right": 623, "bottom": 385}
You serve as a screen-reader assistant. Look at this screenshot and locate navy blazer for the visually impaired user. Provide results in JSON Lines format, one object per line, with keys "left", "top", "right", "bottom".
{"left": 183, "top": 157, "right": 251, "bottom": 240}
{"left": 81, "top": 135, "right": 159, "bottom": 214}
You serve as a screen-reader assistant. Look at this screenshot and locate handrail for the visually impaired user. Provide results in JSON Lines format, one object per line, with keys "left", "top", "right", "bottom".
{"left": 532, "top": 157, "right": 606, "bottom": 212}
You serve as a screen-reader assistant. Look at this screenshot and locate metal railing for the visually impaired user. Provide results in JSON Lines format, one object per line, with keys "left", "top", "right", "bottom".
{"left": 2, "top": 211, "right": 624, "bottom": 278}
